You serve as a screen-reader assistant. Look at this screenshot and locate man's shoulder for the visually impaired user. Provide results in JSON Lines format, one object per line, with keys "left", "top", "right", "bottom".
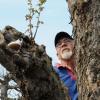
{"left": 53, "top": 63, "right": 62, "bottom": 71}
{"left": 53, "top": 63, "right": 67, "bottom": 75}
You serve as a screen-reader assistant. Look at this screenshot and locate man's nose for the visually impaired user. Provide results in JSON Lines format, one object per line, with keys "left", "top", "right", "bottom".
{"left": 61, "top": 42, "right": 67, "bottom": 47}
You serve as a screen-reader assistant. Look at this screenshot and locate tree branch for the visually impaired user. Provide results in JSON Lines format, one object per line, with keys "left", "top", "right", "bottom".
{"left": 0, "top": 26, "right": 69, "bottom": 100}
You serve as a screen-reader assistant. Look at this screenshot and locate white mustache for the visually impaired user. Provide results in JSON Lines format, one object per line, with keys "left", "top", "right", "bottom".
{"left": 62, "top": 48, "right": 70, "bottom": 52}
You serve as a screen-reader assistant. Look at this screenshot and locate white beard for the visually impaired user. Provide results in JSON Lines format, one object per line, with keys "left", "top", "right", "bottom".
{"left": 61, "top": 50, "right": 73, "bottom": 60}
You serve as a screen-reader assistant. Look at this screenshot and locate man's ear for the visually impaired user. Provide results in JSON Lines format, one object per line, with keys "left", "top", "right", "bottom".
{"left": 56, "top": 53, "right": 58, "bottom": 56}
{"left": 57, "top": 53, "right": 60, "bottom": 60}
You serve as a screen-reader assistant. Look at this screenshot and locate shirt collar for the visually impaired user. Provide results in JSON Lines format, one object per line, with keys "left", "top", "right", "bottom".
{"left": 55, "top": 63, "right": 74, "bottom": 72}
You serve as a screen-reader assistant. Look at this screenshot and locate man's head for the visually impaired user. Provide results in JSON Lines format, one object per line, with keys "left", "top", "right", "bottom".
{"left": 54, "top": 32, "right": 74, "bottom": 60}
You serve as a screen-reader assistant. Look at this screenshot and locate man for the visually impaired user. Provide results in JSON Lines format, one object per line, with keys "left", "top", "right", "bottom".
{"left": 53, "top": 31, "right": 78, "bottom": 100}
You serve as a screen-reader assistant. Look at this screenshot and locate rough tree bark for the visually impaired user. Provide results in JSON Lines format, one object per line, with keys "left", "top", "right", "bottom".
{"left": 67, "top": 0, "right": 100, "bottom": 100}
{"left": 0, "top": 26, "right": 70, "bottom": 100}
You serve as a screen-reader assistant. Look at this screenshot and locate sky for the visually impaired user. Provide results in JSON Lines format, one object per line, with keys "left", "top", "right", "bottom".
{"left": 0, "top": 0, "right": 72, "bottom": 65}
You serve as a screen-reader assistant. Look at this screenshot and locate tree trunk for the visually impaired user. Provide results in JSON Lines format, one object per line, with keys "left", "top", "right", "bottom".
{"left": 0, "top": 26, "right": 70, "bottom": 100}
{"left": 67, "top": 0, "right": 100, "bottom": 100}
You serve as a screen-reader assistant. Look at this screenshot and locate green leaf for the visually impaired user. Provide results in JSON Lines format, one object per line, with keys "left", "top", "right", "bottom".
{"left": 39, "top": 0, "right": 46, "bottom": 4}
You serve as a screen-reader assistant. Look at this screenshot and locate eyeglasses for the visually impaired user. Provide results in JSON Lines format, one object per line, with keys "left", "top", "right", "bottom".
{"left": 56, "top": 38, "right": 72, "bottom": 48}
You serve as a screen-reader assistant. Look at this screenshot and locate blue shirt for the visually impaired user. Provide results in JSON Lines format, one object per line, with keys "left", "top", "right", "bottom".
{"left": 53, "top": 63, "right": 78, "bottom": 100}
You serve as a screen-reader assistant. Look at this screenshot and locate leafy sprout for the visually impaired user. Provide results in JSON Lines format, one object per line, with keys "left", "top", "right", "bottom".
{"left": 25, "top": 0, "right": 46, "bottom": 39}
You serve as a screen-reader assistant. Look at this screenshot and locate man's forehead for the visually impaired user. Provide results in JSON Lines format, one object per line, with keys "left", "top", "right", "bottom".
{"left": 58, "top": 38, "right": 72, "bottom": 42}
